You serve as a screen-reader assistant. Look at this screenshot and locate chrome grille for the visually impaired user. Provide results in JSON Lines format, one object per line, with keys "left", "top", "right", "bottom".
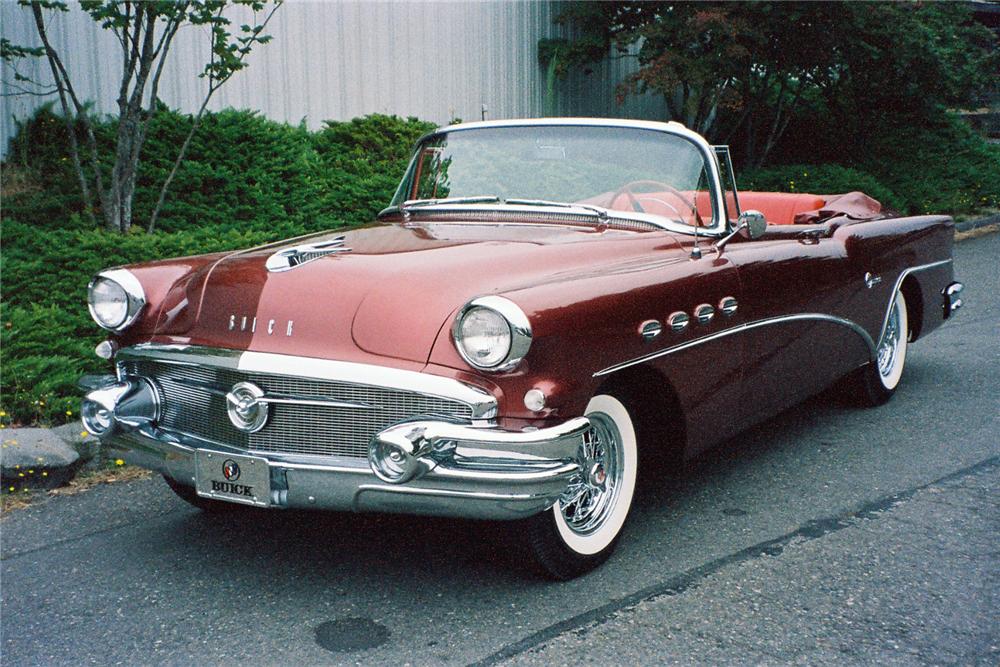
{"left": 120, "top": 359, "right": 474, "bottom": 458}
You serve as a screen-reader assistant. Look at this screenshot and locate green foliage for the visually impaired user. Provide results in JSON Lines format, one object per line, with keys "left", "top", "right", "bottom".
{"left": 861, "top": 115, "right": 1000, "bottom": 216}
{"left": 740, "top": 164, "right": 903, "bottom": 212}
{"left": 1, "top": 107, "right": 431, "bottom": 425}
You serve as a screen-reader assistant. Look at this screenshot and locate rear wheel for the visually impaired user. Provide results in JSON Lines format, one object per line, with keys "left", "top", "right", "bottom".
{"left": 849, "top": 290, "right": 909, "bottom": 407}
{"left": 522, "top": 394, "right": 639, "bottom": 580}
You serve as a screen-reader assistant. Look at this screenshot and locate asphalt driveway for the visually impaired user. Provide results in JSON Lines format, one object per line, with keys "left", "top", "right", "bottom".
{"left": 2, "top": 231, "right": 997, "bottom": 666}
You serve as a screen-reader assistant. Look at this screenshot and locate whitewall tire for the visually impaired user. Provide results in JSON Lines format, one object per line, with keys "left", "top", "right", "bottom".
{"left": 523, "top": 393, "right": 639, "bottom": 579}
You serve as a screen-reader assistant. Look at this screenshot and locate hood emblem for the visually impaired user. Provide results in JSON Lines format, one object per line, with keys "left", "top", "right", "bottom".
{"left": 265, "top": 236, "right": 351, "bottom": 272}
{"left": 229, "top": 315, "right": 293, "bottom": 336}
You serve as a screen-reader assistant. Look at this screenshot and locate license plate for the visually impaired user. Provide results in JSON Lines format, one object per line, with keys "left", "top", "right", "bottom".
{"left": 195, "top": 450, "right": 270, "bottom": 507}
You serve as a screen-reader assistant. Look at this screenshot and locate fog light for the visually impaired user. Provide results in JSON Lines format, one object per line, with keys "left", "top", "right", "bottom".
{"left": 370, "top": 439, "right": 410, "bottom": 483}
{"left": 524, "top": 388, "right": 546, "bottom": 412}
{"left": 81, "top": 398, "right": 113, "bottom": 436}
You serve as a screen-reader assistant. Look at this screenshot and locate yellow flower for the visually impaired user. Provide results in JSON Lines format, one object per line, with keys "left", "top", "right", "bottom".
{"left": 7, "top": 487, "right": 13, "bottom": 492}
{"left": 18, "top": 473, "right": 24, "bottom": 478}
{"left": 42, "top": 472, "right": 48, "bottom": 477}
{"left": 115, "top": 459, "right": 125, "bottom": 466}
{"left": 0, "top": 410, "right": 6, "bottom": 417}
{"left": 80, "top": 431, "right": 88, "bottom": 438}
{"left": 28, "top": 469, "right": 34, "bottom": 474}
{"left": 66, "top": 410, "right": 73, "bottom": 416}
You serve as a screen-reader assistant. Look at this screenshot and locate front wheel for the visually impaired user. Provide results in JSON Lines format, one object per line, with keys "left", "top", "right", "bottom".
{"left": 522, "top": 394, "right": 639, "bottom": 580}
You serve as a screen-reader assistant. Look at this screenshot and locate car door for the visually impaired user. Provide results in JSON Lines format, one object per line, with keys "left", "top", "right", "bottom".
{"left": 722, "top": 229, "right": 862, "bottom": 429}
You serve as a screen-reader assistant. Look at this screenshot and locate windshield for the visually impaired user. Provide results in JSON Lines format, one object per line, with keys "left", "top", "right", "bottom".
{"left": 390, "top": 125, "right": 717, "bottom": 227}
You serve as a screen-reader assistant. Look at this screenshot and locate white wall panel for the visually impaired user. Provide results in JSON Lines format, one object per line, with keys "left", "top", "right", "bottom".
{"left": 0, "top": 0, "right": 666, "bottom": 156}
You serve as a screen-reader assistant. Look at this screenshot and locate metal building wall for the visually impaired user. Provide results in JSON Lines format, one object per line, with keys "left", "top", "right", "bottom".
{"left": 0, "top": 1, "right": 665, "bottom": 156}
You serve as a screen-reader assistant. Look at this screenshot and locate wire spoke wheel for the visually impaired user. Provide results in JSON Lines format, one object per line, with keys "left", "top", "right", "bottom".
{"left": 522, "top": 393, "right": 639, "bottom": 580}
{"left": 559, "top": 413, "right": 624, "bottom": 536}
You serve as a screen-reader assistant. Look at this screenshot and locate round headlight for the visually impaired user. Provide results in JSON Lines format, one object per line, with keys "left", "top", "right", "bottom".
{"left": 87, "top": 269, "right": 146, "bottom": 331}
{"left": 458, "top": 307, "right": 511, "bottom": 368}
{"left": 89, "top": 278, "right": 129, "bottom": 328}
{"left": 453, "top": 296, "right": 532, "bottom": 371}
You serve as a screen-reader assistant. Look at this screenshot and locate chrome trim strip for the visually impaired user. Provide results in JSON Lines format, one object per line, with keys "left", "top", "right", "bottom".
{"left": 594, "top": 313, "right": 877, "bottom": 377}
{"left": 163, "top": 376, "right": 374, "bottom": 410}
{"left": 877, "top": 259, "right": 952, "bottom": 342}
{"left": 118, "top": 344, "right": 498, "bottom": 419}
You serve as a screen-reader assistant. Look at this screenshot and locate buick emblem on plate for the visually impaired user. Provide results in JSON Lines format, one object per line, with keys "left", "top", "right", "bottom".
{"left": 225, "top": 381, "right": 269, "bottom": 433}
{"left": 222, "top": 459, "right": 241, "bottom": 481}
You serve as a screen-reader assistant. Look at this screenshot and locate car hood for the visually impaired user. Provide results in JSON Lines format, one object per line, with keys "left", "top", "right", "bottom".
{"left": 149, "top": 221, "right": 682, "bottom": 364}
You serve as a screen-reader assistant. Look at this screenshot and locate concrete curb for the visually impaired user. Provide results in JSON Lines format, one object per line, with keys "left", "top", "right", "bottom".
{"left": 955, "top": 213, "right": 1000, "bottom": 233}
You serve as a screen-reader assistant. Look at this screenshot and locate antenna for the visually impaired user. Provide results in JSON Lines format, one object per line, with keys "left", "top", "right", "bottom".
{"left": 691, "top": 223, "right": 703, "bottom": 259}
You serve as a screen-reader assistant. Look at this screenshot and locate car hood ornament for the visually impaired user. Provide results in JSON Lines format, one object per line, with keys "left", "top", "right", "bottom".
{"left": 265, "top": 236, "right": 351, "bottom": 272}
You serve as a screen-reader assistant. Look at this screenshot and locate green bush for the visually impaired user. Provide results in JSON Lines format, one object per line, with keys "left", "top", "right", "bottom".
{"left": 861, "top": 114, "right": 1000, "bottom": 215}
{"left": 1, "top": 107, "right": 433, "bottom": 426}
{"left": 740, "top": 164, "right": 904, "bottom": 212}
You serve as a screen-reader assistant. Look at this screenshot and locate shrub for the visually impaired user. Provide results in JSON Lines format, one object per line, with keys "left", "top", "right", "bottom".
{"left": 861, "top": 114, "right": 1000, "bottom": 216}
{"left": 1, "top": 107, "right": 432, "bottom": 425}
{"left": 740, "top": 164, "right": 903, "bottom": 212}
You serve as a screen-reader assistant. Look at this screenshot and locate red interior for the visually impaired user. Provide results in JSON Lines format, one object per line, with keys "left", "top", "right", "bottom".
{"left": 601, "top": 190, "right": 828, "bottom": 226}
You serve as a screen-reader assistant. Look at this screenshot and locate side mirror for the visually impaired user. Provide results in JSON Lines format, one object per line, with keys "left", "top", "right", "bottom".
{"left": 713, "top": 210, "right": 768, "bottom": 254}
{"left": 737, "top": 210, "right": 767, "bottom": 240}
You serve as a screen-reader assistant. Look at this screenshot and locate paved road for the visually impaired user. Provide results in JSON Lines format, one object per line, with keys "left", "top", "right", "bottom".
{"left": 2, "top": 232, "right": 998, "bottom": 666}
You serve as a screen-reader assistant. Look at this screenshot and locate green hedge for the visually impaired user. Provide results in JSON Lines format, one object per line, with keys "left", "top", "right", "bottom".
{"left": 740, "top": 164, "right": 904, "bottom": 212}
{"left": 1, "top": 107, "right": 434, "bottom": 426}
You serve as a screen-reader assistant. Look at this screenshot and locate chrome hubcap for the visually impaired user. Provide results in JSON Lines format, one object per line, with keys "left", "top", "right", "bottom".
{"left": 559, "top": 413, "right": 623, "bottom": 535}
{"left": 877, "top": 298, "right": 902, "bottom": 378}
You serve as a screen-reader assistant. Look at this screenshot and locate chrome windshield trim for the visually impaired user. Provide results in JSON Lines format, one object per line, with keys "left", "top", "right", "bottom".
{"left": 118, "top": 344, "right": 498, "bottom": 419}
{"left": 378, "top": 203, "right": 710, "bottom": 236}
{"left": 397, "top": 118, "right": 728, "bottom": 237}
{"left": 594, "top": 313, "right": 877, "bottom": 377}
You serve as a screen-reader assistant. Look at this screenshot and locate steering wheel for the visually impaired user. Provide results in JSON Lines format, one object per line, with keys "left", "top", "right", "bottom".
{"left": 609, "top": 180, "right": 701, "bottom": 224}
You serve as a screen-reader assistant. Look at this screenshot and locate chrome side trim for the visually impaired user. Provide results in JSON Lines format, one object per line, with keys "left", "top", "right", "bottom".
{"left": 118, "top": 344, "right": 498, "bottom": 419}
{"left": 877, "top": 259, "right": 952, "bottom": 343}
{"left": 594, "top": 313, "right": 877, "bottom": 377}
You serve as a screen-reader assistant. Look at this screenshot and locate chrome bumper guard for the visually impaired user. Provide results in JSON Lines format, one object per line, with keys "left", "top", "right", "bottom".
{"left": 81, "top": 375, "right": 587, "bottom": 520}
{"left": 943, "top": 281, "right": 964, "bottom": 319}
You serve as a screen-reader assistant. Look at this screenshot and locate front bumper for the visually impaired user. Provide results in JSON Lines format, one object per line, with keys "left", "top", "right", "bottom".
{"left": 82, "top": 376, "right": 588, "bottom": 520}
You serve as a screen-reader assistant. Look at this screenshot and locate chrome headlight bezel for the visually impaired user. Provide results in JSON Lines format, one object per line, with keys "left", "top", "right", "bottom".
{"left": 452, "top": 296, "right": 532, "bottom": 372}
{"left": 87, "top": 269, "right": 146, "bottom": 332}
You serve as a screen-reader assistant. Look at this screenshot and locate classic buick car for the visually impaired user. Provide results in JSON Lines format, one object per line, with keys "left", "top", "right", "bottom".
{"left": 81, "top": 118, "right": 963, "bottom": 579}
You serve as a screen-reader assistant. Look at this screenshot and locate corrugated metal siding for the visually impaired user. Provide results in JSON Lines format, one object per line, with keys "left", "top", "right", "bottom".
{"left": 0, "top": 0, "right": 666, "bottom": 156}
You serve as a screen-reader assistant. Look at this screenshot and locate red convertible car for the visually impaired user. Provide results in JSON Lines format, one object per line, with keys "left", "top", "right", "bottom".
{"left": 81, "top": 119, "right": 963, "bottom": 579}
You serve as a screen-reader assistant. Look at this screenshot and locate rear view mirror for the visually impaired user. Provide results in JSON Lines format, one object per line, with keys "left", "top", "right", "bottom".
{"left": 737, "top": 210, "right": 767, "bottom": 240}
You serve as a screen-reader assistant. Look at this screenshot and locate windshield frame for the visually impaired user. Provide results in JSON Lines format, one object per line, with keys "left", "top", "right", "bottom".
{"left": 382, "top": 118, "right": 729, "bottom": 237}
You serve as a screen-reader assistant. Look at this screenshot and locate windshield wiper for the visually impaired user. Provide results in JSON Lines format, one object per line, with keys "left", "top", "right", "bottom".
{"left": 505, "top": 198, "right": 610, "bottom": 223}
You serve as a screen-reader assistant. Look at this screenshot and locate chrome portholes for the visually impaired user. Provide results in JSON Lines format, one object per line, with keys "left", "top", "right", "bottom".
{"left": 639, "top": 320, "right": 663, "bottom": 341}
{"left": 558, "top": 412, "right": 624, "bottom": 537}
{"left": 668, "top": 311, "right": 690, "bottom": 333}
{"left": 595, "top": 312, "right": 878, "bottom": 377}
{"left": 719, "top": 296, "right": 738, "bottom": 317}
{"left": 694, "top": 304, "right": 715, "bottom": 325}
